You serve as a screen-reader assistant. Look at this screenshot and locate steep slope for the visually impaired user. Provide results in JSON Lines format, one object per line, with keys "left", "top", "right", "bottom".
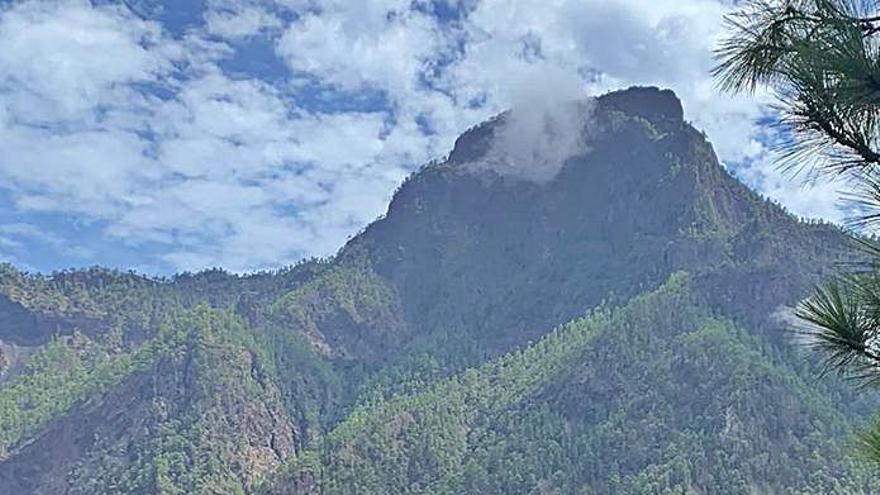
{"left": 0, "top": 86, "right": 874, "bottom": 494}
{"left": 312, "top": 87, "right": 850, "bottom": 371}
{"left": 0, "top": 307, "right": 300, "bottom": 494}
{"left": 265, "top": 276, "right": 878, "bottom": 494}
{"left": 0, "top": 264, "right": 343, "bottom": 493}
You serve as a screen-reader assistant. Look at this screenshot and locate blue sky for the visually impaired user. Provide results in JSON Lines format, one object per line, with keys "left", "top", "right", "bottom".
{"left": 0, "top": 0, "right": 854, "bottom": 275}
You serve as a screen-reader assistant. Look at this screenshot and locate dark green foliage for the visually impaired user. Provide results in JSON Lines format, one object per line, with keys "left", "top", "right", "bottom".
{"left": 66, "top": 307, "right": 295, "bottom": 494}
{"left": 255, "top": 324, "right": 345, "bottom": 449}
{"left": 270, "top": 246, "right": 406, "bottom": 363}
{"left": 0, "top": 306, "right": 303, "bottom": 494}
{"left": 264, "top": 276, "right": 879, "bottom": 494}
{"left": 0, "top": 332, "right": 140, "bottom": 456}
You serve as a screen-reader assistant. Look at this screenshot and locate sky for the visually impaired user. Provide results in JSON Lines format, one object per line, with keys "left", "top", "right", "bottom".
{"left": 0, "top": 0, "right": 855, "bottom": 275}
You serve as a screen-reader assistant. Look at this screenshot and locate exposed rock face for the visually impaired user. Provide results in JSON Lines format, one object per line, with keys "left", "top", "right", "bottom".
{"left": 347, "top": 86, "right": 847, "bottom": 359}
{"left": 0, "top": 343, "right": 8, "bottom": 381}
{"left": 599, "top": 86, "right": 684, "bottom": 124}
{"left": 0, "top": 295, "right": 40, "bottom": 346}
{"left": 0, "top": 339, "right": 34, "bottom": 382}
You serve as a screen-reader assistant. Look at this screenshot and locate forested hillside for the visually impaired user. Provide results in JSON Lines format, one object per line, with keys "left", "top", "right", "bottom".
{"left": 0, "top": 87, "right": 875, "bottom": 494}
{"left": 265, "top": 276, "right": 878, "bottom": 494}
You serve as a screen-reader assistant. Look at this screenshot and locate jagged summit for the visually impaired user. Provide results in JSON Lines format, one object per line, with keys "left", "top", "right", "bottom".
{"left": 448, "top": 86, "right": 684, "bottom": 167}
{"left": 336, "top": 85, "right": 848, "bottom": 361}
{"left": 599, "top": 86, "right": 684, "bottom": 123}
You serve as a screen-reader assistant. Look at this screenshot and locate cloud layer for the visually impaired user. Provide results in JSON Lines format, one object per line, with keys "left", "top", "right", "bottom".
{"left": 0, "top": 0, "right": 850, "bottom": 273}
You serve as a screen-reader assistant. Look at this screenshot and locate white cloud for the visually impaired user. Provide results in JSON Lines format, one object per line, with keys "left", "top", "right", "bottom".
{"left": 0, "top": 0, "right": 169, "bottom": 119}
{"left": 277, "top": 0, "right": 439, "bottom": 94}
{"left": 466, "top": 65, "right": 594, "bottom": 182}
{"left": 0, "top": 0, "right": 415, "bottom": 272}
{"left": 0, "top": 222, "right": 93, "bottom": 259}
{"left": 0, "top": 0, "right": 854, "bottom": 273}
{"left": 204, "top": 3, "right": 282, "bottom": 39}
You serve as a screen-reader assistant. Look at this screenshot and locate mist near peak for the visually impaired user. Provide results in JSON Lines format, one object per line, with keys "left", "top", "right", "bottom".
{"left": 469, "top": 67, "right": 595, "bottom": 183}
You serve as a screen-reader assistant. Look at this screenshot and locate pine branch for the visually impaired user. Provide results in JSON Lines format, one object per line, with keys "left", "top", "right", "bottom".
{"left": 811, "top": 105, "right": 880, "bottom": 165}
{"left": 796, "top": 280, "right": 880, "bottom": 386}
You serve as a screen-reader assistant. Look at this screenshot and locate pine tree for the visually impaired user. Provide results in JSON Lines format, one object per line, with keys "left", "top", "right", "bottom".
{"left": 716, "top": 0, "right": 880, "bottom": 465}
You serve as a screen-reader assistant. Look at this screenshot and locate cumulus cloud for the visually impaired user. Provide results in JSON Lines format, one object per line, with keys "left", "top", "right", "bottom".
{"left": 0, "top": 0, "right": 169, "bottom": 118}
{"left": 769, "top": 305, "right": 813, "bottom": 357}
{"left": 0, "top": 1, "right": 169, "bottom": 221}
{"left": 0, "top": 0, "right": 412, "bottom": 272}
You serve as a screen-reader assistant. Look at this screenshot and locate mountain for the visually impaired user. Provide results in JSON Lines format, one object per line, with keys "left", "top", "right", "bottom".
{"left": 0, "top": 87, "right": 877, "bottom": 494}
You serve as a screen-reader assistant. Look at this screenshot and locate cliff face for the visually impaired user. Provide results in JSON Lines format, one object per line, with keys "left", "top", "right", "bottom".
{"left": 333, "top": 87, "right": 848, "bottom": 362}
